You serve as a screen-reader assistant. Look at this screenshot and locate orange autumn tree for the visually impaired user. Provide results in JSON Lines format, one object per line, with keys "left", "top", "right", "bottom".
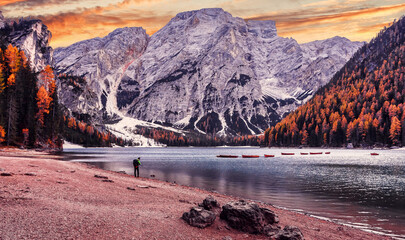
{"left": 389, "top": 116, "right": 402, "bottom": 145}
{"left": 0, "top": 125, "right": 5, "bottom": 143}
{"left": 3, "top": 44, "right": 27, "bottom": 145}
{"left": 4, "top": 44, "right": 27, "bottom": 86}
{"left": 39, "top": 65, "right": 55, "bottom": 96}
{"left": 36, "top": 86, "right": 52, "bottom": 126}
{"left": 36, "top": 65, "right": 55, "bottom": 126}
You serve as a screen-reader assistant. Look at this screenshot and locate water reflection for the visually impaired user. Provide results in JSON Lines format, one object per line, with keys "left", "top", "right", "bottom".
{"left": 63, "top": 147, "right": 405, "bottom": 238}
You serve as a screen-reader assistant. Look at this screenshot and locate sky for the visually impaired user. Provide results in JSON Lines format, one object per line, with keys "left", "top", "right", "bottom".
{"left": 1, "top": 0, "right": 404, "bottom": 48}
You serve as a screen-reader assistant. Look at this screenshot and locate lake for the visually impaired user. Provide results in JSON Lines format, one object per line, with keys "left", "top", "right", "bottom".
{"left": 62, "top": 147, "right": 405, "bottom": 239}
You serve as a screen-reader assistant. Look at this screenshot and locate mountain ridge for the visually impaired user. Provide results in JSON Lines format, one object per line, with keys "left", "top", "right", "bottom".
{"left": 0, "top": 11, "right": 53, "bottom": 72}
{"left": 54, "top": 8, "right": 364, "bottom": 139}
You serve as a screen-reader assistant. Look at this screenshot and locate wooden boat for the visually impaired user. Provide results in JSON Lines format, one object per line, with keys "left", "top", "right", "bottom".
{"left": 300, "top": 153, "right": 309, "bottom": 155}
{"left": 264, "top": 154, "right": 275, "bottom": 157}
{"left": 310, "top": 152, "right": 323, "bottom": 155}
{"left": 325, "top": 152, "right": 331, "bottom": 154}
{"left": 281, "top": 153, "right": 295, "bottom": 155}
{"left": 217, "top": 155, "right": 238, "bottom": 158}
{"left": 242, "top": 155, "right": 260, "bottom": 158}
{"left": 370, "top": 153, "right": 379, "bottom": 156}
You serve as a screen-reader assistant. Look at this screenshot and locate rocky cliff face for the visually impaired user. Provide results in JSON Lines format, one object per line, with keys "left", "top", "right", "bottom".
{"left": 54, "top": 8, "right": 364, "bottom": 136}
{"left": 0, "top": 11, "right": 53, "bottom": 72}
{"left": 0, "top": 12, "right": 5, "bottom": 29}
{"left": 54, "top": 27, "right": 149, "bottom": 122}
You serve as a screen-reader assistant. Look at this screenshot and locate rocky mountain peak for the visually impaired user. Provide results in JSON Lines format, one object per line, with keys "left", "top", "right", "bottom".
{"left": 173, "top": 8, "right": 233, "bottom": 22}
{"left": 0, "top": 12, "right": 53, "bottom": 72}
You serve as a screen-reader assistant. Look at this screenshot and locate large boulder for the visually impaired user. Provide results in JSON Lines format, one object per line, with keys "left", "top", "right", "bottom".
{"left": 220, "top": 200, "right": 279, "bottom": 234}
{"left": 182, "top": 207, "right": 216, "bottom": 228}
{"left": 272, "top": 226, "right": 304, "bottom": 240}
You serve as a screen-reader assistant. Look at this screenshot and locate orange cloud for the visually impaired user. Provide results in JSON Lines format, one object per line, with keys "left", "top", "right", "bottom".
{"left": 0, "top": 0, "right": 25, "bottom": 7}
{"left": 247, "top": 3, "right": 405, "bottom": 26}
{"left": 38, "top": 7, "right": 172, "bottom": 48}
{"left": 246, "top": 3, "right": 405, "bottom": 42}
{"left": 356, "top": 22, "right": 392, "bottom": 34}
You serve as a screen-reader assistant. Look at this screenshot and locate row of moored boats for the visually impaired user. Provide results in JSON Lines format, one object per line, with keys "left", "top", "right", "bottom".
{"left": 217, "top": 152, "right": 379, "bottom": 158}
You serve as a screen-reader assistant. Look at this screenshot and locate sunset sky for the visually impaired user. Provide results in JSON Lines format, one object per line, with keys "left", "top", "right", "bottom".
{"left": 1, "top": 0, "right": 404, "bottom": 48}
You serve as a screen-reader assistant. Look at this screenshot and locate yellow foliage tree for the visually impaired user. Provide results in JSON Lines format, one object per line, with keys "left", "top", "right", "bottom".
{"left": 389, "top": 116, "right": 402, "bottom": 145}
{"left": 36, "top": 86, "right": 52, "bottom": 126}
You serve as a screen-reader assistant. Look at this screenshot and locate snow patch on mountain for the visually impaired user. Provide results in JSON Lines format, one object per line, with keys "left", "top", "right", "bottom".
{"left": 106, "top": 117, "right": 165, "bottom": 147}
{"left": 106, "top": 115, "right": 188, "bottom": 146}
{"left": 260, "top": 78, "right": 295, "bottom": 100}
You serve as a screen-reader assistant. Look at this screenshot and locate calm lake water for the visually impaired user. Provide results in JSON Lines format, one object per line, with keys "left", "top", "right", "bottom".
{"left": 62, "top": 147, "right": 405, "bottom": 239}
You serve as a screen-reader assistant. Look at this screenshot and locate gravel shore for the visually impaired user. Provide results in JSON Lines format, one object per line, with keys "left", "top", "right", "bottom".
{"left": 0, "top": 148, "right": 392, "bottom": 239}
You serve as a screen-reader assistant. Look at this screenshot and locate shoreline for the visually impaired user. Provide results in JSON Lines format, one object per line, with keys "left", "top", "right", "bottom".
{"left": 63, "top": 143, "right": 405, "bottom": 151}
{"left": 0, "top": 148, "right": 396, "bottom": 239}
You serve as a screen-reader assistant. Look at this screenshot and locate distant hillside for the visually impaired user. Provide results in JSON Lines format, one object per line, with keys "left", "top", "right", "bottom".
{"left": 265, "top": 16, "right": 405, "bottom": 148}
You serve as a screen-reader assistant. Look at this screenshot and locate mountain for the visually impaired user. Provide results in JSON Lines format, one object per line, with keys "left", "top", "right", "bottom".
{"left": 265, "top": 16, "right": 405, "bottom": 147}
{"left": 54, "top": 8, "right": 363, "bottom": 136}
{"left": 54, "top": 27, "right": 149, "bottom": 122}
{"left": 0, "top": 11, "right": 53, "bottom": 72}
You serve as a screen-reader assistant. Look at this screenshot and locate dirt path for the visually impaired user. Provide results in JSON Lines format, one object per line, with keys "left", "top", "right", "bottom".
{"left": 0, "top": 149, "right": 392, "bottom": 239}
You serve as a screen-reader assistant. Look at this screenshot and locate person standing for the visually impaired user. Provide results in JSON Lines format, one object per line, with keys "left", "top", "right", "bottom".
{"left": 133, "top": 157, "right": 141, "bottom": 177}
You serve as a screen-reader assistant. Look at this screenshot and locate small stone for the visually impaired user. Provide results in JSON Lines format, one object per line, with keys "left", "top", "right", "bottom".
{"left": 28, "top": 165, "right": 38, "bottom": 167}
{"left": 1, "top": 172, "right": 13, "bottom": 176}
{"left": 102, "top": 179, "right": 114, "bottom": 183}
{"left": 94, "top": 175, "right": 108, "bottom": 179}
{"left": 57, "top": 181, "right": 67, "bottom": 184}
{"left": 136, "top": 185, "right": 149, "bottom": 188}
{"left": 70, "top": 170, "right": 76, "bottom": 173}
{"left": 150, "top": 174, "right": 155, "bottom": 177}
{"left": 222, "top": 236, "right": 232, "bottom": 240}
{"left": 24, "top": 173, "right": 36, "bottom": 176}
{"left": 127, "top": 187, "right": 135, "bottom": 191}
{"left": 272, "top": 226, "right": 304, "bottom": 240}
